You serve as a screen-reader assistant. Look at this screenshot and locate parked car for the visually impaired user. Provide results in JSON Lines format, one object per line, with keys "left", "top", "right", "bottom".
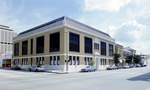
{"left": 118, "top": 65, "right": 122, "bottom": 69}
{"left": 122, "top": 65, "right": 129, "bottom": 69}
{"left": 136, "top": 64, "right": 141, "bottom": 67}
{"left": 143, "top": 65, "right": 147, "bottom": 67}
{"left": 129, "top": 64, "right": 135, "bottom": 68}
{"left": 81, "top": 66, "right": 97, "bottom": 72}
{"left": 11, "top": 65, "right": 21, "bottom": 70}
{"left": 29, "top": 66, "right": 44, "bottom": 72}
{"left": 106, "top": 66, "right": 118, "bottom": 70}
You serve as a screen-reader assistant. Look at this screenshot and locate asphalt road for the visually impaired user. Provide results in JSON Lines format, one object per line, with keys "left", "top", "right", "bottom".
{"left": 0, "top": 67, "right": 150, "bottom": 90}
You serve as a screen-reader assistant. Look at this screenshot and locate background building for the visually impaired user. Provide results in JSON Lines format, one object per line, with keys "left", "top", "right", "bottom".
{"left": 123, "top": 47, "right": 136, "bottom": 65}
{"left": 140, "top": 54, "right": 150, "bottom": 66}
{"left": 0, "top": 25, "right": 17, "bottom": 67}
{"left": 115, "top": 43, "right": 123, "bottom": 65}
{"left": 13, "top": 16, "right": 115, "bottom": 72}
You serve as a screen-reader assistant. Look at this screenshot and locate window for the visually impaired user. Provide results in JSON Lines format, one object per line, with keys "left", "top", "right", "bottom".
{"left": 73, "top": 56, "right": 76, "bottom": 65}
{"left": 69, "top": 32, "right": 80, "bottom": 52}
{"left": 85, "top": 37, "right": 92, "bottom": 54}
{"left": 31, "top": 39, "right": 33, "bottom": 54}
{"left": 109, "top": 59, "right": 113, "bottom": 65}
{"left": 14, "top": 59, "right": 19, "bottom": 65}
{"left": 31, "top": 58, "right": 33, "bottom": 66}
{"left": 53, "top": 56, "right": 56, "bottom": 65}
{"left": 50, "top": 32, "right": 60, "bottom": 52}
{"left": 84, "top": 57, "right": 87, "bottom": 65}
{"left": 87, "top": 57, "right": 89, "bottom": 65}
{"left": 101, "top": 59, "right": 106, "bottom": 65}
{"left": 41, "top": 57, "right": 44, "bottom": 65}
{"left": 22, "top": 58, "right": 28, "bottom": 65}
{"left": 69, "top": 56, "right": 72, "bottom": 65}
{"left": 77, "top": 57, "right": 79, "bottom": 65}
{"left": 22, "top": 40, "right": 28, "bottom": 55}
{"left": 50, "top": 56, "right": 60, "bottom": 65}
{"left": 94, "top": 43, "right": 99, "bottom": 50}
{"left": 84, "top": 57, "right": 92, "bottom": 65}
{"left": 57, "top": 56, "right": 60, "bottom": 65}
{"left": 109, "top": 44, "right": 113, "bottom": 56}
{"left": 14, "top": 43, "right": 19, "bottom": 56}
{"left": 36, "top": 36, "right": 44, "bottom": 53}
{"left": 36, "top": 57, "right": 44, "bottom": 65}
{"left": 101, "top": 41, "right": 106, "bottom": 56}
{"left": 50, "top": 56, "right": 52, "bottom": 65}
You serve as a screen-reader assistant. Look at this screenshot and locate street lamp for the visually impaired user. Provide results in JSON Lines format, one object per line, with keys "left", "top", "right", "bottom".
{"left": 64, "top": 31, "right": 69, "bottom": 72}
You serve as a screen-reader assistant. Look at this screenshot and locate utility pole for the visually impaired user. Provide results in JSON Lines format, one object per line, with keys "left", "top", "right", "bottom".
{"left": 5, "top": 44, "right": 6, "bottom": 67}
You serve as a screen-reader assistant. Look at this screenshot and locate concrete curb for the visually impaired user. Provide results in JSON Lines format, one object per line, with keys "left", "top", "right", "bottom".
{"left": 47, "top": 70, "right": 68, "bottom": 74}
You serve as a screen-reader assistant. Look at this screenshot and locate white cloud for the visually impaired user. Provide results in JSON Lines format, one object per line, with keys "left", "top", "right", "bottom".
{"left": 107, "top": 20, "right": 149, "bottom": 54}
{"left": 83, "top": 0, "right": 132, "bottom": 12}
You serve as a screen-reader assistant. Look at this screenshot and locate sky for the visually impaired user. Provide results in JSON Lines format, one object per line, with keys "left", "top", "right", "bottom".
{"left": 0, "top": 0, "right": 150, "bottom": 55}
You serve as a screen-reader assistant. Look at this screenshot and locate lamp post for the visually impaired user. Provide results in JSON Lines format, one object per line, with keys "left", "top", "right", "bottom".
{"left": 64, "top": 31, "right": 69, "bottom": 72}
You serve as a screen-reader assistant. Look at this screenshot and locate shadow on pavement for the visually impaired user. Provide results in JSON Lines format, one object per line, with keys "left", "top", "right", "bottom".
{"left": 127, "top": 72, "right": 150, "bottom": 82}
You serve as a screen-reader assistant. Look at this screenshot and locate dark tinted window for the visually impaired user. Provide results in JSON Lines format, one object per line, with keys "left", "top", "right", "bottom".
{"left": 36, "top": 36, "right": 44, "bottom": 53}
{"left": 69, "top": 56, "right": 72, "bottom": 65}
{"left": 31, "top": 39, "right": 33, "bottom": 54}
{"left": 14, "top": 43, "right": 19, "bottom": 56}
{"left": 50, "top": 56, "right": 52, "bottom": 65}
{"left": 22, "top": 40, "right": 28, "bottom": 55}
{"left": 69, "top": 32, "right": 80, "bottom": 52}
{"left": 77, "top": 57, "right": 79, "bottom": 65}
{"left": 85, "top": 37, "right": 92, "bottom": 54}
{"left": 50, "top": 32, "right": 60, "bottom": 52}
{"left": 101, "top": 41, "right": 106, "bottom": 55}
{"left": 84, "top": 57, "right": 87, "bottom": 65}
{"left": 109, "top": 44, "right": 113, "bottom": 56}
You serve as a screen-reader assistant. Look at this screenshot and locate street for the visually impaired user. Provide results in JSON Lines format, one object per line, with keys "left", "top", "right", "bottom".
{"left": 0, "top": 67, "right": 150, "bottom": 90}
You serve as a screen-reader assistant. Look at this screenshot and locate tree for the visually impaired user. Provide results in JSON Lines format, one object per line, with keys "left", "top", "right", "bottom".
{"left": 37, "top": 58, "right": 42, "bottom": 67}
{"left": 113, "top": 52, "right": 121, "bottom": 66}
{"left": 12, "top": 60, "right": 16, "bottom": 65}
{"left": 133, "top": 55, "right": 141, "bottom": 64}
{"left": 125, "top": 55, "right": 133, "bottom": 64}
{"left": 89, "top": 60, "right": 95, "bottom": 66}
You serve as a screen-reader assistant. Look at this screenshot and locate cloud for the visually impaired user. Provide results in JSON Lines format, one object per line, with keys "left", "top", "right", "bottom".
{"left": 107, "top": 20, "right": 149, "bottom": 54}
{"left": 83, "top": 0, "right": 132, "bottom": 12}
{"left": 108, "top": 20, "right": 146, "bottom": 42}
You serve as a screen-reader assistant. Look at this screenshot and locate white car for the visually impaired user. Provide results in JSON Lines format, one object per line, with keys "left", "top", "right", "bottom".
{"left": 29, "top": 66, "right": 44, "bottom": 72}
{"left": 81, "top": 66, "right": 97, "bottom": 72}
{"left": 122, "top": 65, "right": 129, "bottom": 69}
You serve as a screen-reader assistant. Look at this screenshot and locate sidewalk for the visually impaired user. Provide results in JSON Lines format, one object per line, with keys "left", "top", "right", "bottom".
{"left": 46, "top": 69, "right": 106, "bottom": 74}
{"left": 47, "top": 70, "right": 69, "bottom": 74}
{"left": 0, "top": 67, "right": 11, "bottom": 70}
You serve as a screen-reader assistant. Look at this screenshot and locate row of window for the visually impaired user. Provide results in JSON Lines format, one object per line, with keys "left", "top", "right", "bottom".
{"left": 14, "top": 57, "right": 114, "bottom": 66}
{"left": 101, "top": 59, "right": 106, "bottom": 65}
{"left": 0, "top": 42, "right": 13, "bottom": 45}
{"left": 50, "top": 56, "right": 60, "bottom": 65}
{"left": 69, "top": 56, "right": 80, "bottom": 65}
{"left": 14, "top": 59, "right": 19, "bottom": 65}
{"left": 101, "top": 59, "right": 114, "bottom": 65}
{"left": 14, "top": 32, "right": 113, "bottom": 56}
{"left": 109, "top": 59, "right": 113, "bottom": 65}
{"left": 84, "top": 57, "right": 92, "bottom": 65}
